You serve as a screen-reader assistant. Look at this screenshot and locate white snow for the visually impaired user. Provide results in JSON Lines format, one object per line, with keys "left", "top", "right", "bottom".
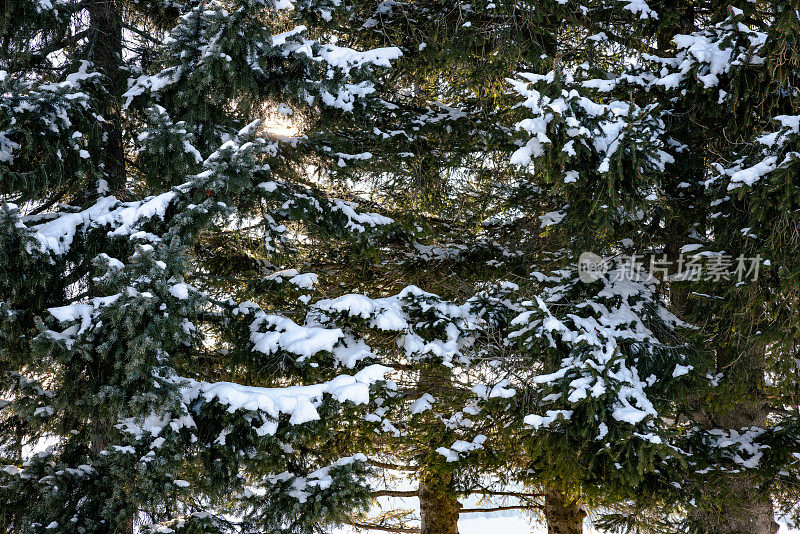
{"left": 332, "top": 336, "right": 375, "bottom": 368}
{"left": 316, "top": 44, "right": 403, "bottom": 75}
{"left": 2, "top": 465, "right": 22, "bottom": 476}
{"left": 523, "top": 410, "right": 573, "bottom": 430}
{"left": 435, "top": 446, "right": 460, "bottom": 462}
{"left": 619, "top": 0, "right": 657, "bottom": 19}
{"left": 331, "top": 199, "right": 394, "bottom": 232}
{"left": 264, "top": 269, "right": 318, "bottom": 289}
{"left": 183, "top": 364, "right": 391, "bottom": 430}
{"left": 29, "top": 192, "right": 176, "bottom": 256}
{"left": 409, "top": 393, "right": 434, "bottom": 414}
{"left": 168, "top": 283, "right": 190, "bottom": 300}
{"left": 672, "top": 364, "right": 692, "bottom": 378}
{"left": 243, "top": 302, "right": 345, "bottom": 360}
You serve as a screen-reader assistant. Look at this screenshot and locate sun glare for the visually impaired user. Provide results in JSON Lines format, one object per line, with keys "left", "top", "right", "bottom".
{"left": 261, "top": 103, "right": 303, "bottom": 138}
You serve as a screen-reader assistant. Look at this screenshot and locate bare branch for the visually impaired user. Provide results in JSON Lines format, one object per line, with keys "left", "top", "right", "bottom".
{"left": 344, "top": 520, "right": 420, "bottom": 533}
{"left": 472, "top": 490, "right": 544, "bottom": 499}
{"left": 121, "top": 22, "right": 161, "bottom": 44}
{"left": 460, "top": 505, "right": 541, "bottom": 513}
{"left": 368, "top": 459, "right": 419, "bottom": 471}
{"left": 371, "top": 490, "right": 418, "bottom": 498}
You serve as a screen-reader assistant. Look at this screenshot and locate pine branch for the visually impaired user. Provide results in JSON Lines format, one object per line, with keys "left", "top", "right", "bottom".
{"left": 9, "top": 29, "right": 91, "bottom": 71}
{"left": 558, "top": 12, "right": 660, "bottom": 56}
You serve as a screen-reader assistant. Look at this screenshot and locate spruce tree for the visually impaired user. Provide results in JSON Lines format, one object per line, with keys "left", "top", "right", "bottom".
{"left": 0, "top": 0, "right": 404, "bottom": 532}
{"left": 504, "top": 1, "right": 800, "bottom": 533}
{"left": 319, "top": 1, "right": 687, "bottom": 531}
{"left": 4, "top": 1, "right": 800, "bottom": 534}
{"left": 334, "top": 1, "right": 800, "bottom": 533}
{"left": 645, "top": 3, "right": 800, "bottom": 532}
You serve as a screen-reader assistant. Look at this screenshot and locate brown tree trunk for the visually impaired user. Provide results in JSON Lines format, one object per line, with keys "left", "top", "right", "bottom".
{"left": 418, "top": 474, "right": 461, "bottom": 534}
{"left": 417, "top": 363, "right": 460, "bottom": 534}
{"left": 544, "top": 488, "right": 584, "bottom": 534}
{"left": 688, "top": 477, "right": 776, "bottom": 534}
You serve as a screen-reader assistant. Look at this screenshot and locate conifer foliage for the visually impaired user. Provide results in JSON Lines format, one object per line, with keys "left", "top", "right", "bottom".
{"left": 3, "top": 0, "right": 800, "bottom": 533}
{"left": 0, "top": 0, "right": 402, "bottom": 532}
{"left": 502, "top": 1, "right": 800, "bottom": 532}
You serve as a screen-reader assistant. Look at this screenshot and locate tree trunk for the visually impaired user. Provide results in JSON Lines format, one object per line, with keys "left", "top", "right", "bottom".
{"left": 544, "top": 488, "right": 584, "bottom": 534}
{"left": 418, "top": 364, "right": 460, "bottom": 534}
{"left": 419, "top": 474, "right": 461, "bottom": 534}
{"left": 689, "top": 337, "right": 777, "bottom": 534}
{"left": 86, "top": 5, "right": 131, "bottom": 533}
{"left": 86, "top": 0, "right": 126, "bottom": 195}
{"left": 688, "top": 477, "right": 776, "bottom": 534}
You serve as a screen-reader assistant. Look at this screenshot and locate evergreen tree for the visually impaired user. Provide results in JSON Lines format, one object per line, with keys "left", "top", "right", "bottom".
{"left": 644, "top": 3, "right": 800, "bottom": 532}
{"left": 0, "top": 0, "right": 404, "bottom": 532}
{"left": 4, "top": 0, "right": 800, "bottom": 533}
{"left": 316, "top": 1, "right": 690, "bottom": 531}
{"left": 504, "top": 1, "right": 800, "bottom": 533}
{"left": 333, "top": 1, "right": 800, "bottom": 533}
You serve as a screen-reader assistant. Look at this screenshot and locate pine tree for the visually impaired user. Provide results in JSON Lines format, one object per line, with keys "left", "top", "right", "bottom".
{"left": 0, "top": 0, "right": 404, "bottom": 532}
